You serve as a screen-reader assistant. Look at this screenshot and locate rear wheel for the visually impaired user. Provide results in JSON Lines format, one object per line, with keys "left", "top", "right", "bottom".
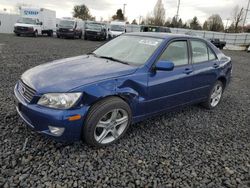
{"left": 33, "top": 31, "right": 38, "bottom": 37}
{"left": 202, "top": 80, "right": 223, "bottom": 109}
{"left": 83, "top": 97, "right": 131, "bottom": 147}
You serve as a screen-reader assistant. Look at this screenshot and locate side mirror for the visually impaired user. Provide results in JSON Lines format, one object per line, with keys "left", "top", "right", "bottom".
{"left": 40, "top": 22, "right": 43, "bottom": 25}
{"left": 155, "top": 60, "right": 174, "bottom": 71}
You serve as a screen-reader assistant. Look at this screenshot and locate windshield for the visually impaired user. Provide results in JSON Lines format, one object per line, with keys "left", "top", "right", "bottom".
{"left": 59, "top": 20, "right": 75, "bottom": 28}
{"left": 17, "top": 17, "right": 37, "bottom": 24}
{"left": 94, "top": 35, "right": 163, "bottom": 66}
{"left": 110, "top": 25, "right": 125, "bottom": 32}
{"left": 86, "top": 23, "right": 102, "bottom": 31}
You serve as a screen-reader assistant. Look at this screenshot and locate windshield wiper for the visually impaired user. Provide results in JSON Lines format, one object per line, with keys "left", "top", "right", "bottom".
{"left": 87, "top": 52, "right": 99, "bottom": 57}
{"left": 87, "top": 53, "right": 129, "bottom": 65}
{"left": 98, "top": 56, "right": 129, "bottom": 65}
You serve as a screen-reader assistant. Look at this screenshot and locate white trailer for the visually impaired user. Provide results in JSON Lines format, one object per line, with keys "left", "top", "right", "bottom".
{"left": 14, "top": 7, "right": 56, "bottom": 37}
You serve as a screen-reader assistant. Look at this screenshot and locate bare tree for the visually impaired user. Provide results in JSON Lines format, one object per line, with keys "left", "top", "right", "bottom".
{"left": 206, "top": 14, "right": 224, "bottom": 31}
{"left": 153, "top": 0, "right": 165, "bottom": 26}
{"left": 232, "top": 6, "right": 244, "bottom": 33}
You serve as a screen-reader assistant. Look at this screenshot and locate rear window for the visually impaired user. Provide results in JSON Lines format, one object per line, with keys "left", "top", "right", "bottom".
{"left": 191, "top": 40, "right": 209, "bottom": 63}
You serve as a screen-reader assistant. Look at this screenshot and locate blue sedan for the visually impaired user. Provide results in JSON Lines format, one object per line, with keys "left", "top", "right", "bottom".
{"left": 14, "top": 33, "right": 232, "bottom": 146}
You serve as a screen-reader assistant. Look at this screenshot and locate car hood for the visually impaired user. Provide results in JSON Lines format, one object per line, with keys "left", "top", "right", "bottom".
{"left": 14, "top": 23, "right": 35, "bottom": 27}
{"left": 21, "top": 55, "right": 137, "bottom": 93}
{"left": 110, "top": 31, "right": 124, "bottom": 36}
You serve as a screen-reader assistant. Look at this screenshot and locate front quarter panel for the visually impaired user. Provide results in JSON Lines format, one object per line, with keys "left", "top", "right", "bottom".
{"left": 71, "top": 68, "right": 148, "bottom": 121}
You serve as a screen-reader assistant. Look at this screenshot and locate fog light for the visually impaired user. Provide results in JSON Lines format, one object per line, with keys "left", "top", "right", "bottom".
{"left": 48, "top": 126, "right": 65, "bottom": 136}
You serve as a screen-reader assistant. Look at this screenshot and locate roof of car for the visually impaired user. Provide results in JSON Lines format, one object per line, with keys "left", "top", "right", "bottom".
{"left": 125, "top": 32, "right": 201, "bottom": 40}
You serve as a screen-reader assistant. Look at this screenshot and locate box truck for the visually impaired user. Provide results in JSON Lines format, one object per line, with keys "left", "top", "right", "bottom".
{"left": 56, "top": 18, "right": 84, "bottom": 39}
{"left": 14, "top": 7, "right": 56, "bottom": 37}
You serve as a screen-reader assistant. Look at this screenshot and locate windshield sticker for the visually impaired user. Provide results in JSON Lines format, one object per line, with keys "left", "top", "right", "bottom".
{"left": 139, "top": 39, "right": 159, "bottom": 46}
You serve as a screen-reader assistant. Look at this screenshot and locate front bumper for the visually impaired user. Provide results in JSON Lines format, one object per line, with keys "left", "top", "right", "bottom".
{"left": 14, "top": 84, "right": 88, "bottom": 142}
{"left": 14, "top": 30, "right": 34, "bottom": 35}
{"left": 56, "top": 31, "right": 75, "bottom": 38}
{"left": 85, "top": 33, "right": 104, "bottom": 40}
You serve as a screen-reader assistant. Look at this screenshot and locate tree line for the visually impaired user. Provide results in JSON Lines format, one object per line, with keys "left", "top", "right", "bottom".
{"left": 72, "top": 2, "right": 249, "bottom": 33}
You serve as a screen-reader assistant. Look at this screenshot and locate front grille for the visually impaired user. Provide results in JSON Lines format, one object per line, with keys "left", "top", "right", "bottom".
{"left": 18, "top": 80, "right": 36, "bottom": 102}
{"left": 16, "top": 26, "right": 29, "bottom": 31}
{"left": 59, "top": 28, "right": 70, "bottom": 32}
{"left": 86, "top": 31, "right": 97, "bottom": 35}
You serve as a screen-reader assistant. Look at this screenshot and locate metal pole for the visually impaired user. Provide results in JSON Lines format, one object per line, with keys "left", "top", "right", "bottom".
{"left": 242, "top": 0, "right": 250, "bottom": 31}
{"left": 123, "top": 4, "right": 127, "bottom": 20}
{"left": 176, "top": 0, "right": 180, "bottom": 21}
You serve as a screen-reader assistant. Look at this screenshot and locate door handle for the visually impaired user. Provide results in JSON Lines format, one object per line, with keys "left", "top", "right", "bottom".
{"left": 213, "top": 63, "right": 219, "bottom": 68}
{"left": 183, "top": 68, "right": 193, "bottom": 74}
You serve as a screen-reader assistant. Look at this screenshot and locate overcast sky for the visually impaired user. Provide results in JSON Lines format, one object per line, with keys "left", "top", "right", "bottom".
{"left": 0, "top": 0, "right": 249, "bottom": 25}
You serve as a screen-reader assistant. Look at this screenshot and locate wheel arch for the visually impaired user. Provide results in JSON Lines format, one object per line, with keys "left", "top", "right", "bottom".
{"left": 217, "top": 76, "right": 227, "bottom": 89}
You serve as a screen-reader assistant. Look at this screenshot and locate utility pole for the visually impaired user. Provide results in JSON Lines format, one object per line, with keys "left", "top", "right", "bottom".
{"left": 242, "top": 0, "right": 250, "bottom": 31}
{"left": 123, "top": 3, "right": 127, "bottom": 20}
{"left": 176, "top": 0, "right": 180, "bottom": 21}
{"left": 225, "top": 18, "right": 230, "bottom": 30}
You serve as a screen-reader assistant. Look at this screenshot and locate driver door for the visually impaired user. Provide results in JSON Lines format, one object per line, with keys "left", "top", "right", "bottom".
{"left": 146, "top": 39, "right": 197, "bottom": 114}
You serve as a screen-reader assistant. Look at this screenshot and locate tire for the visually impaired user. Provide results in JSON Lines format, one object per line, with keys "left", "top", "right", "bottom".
{"left": 15, "top": 33, "right": 20, "bottom": 36}
{"left": 33, "top": 31, "right": 38, "bottom": 37}
{"left": 57, "top": 34, "right": 60, "bottom": 38}
{"left": 48, "top": 31, "right": 53, "bottom": 37}
{"left": 202, "top": 80, "right": 224, "bottom": 109}
{"left": 84, "top": 35, "right": 87, "bottom": 40}
{"left": 83, "top": 97, "right": 132, "bottom": 147}
{"left": 79, "top": 33, "right": 82, "bottom": 39}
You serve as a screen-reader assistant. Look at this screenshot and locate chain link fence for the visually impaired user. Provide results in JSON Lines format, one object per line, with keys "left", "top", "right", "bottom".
{"left": 126, "top": 24, "right": 250, "bottom": 46}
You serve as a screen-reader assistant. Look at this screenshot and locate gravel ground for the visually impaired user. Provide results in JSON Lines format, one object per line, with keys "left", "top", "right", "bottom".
{"left": 0, "top": 34, "right": 249, "bottom": 188}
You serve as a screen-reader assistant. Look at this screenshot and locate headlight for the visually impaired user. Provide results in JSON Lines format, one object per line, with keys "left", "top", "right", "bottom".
{"left": 69, "top": 29, "right": 74, "bottom": 31}
{"left": 38, "top": 93, "right": 82, "bottom": 109}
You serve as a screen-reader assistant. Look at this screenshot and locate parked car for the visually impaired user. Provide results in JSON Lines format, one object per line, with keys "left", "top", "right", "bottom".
{"left": 210, "top": 38, "right": 226, "bottom": 50}
{"left": 108, "top": 21, "right": 126, "bottom": 39}
{"left": 14, "top": 7, "right": 56, "bottom": 37}
{"left": 56, "top": 18, "right": 84, "bottom": 39}
{"left": 84, "top": 22, "right": 107, "bottom": 40}
{"left": 14, "top": 33, "right": 232, "bottom": 147}
{"left": 140, "top": 25, "right": 171, "bottom": 33}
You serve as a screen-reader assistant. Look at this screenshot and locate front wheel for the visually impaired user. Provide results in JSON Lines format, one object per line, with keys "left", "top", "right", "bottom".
{"left": 202, "top": 80, "right": 224, "bottom": 109}
{"left": 83, "top": 97, "right": 131, "bottom": 147}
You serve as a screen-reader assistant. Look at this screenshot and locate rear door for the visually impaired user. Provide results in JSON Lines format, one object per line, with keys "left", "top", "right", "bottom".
{"left": 189, "top": 39, "right": 219, "bottom": 99}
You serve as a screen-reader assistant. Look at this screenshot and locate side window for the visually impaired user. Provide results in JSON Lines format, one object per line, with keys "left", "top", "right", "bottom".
{"left": 191, "top": 40, "right": 208, "bottom": 63}
{"left": 208, "top": 47, "right": 217, "bottom": 60}
{"left": 159, "top": 41, "right": 188, "bottom": 66}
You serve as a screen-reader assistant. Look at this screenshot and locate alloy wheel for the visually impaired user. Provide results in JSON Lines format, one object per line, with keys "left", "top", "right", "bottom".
{"left": 210, "top": 84, "right": 223, "bottom": 107}
{"left": 94, "top": 109, "right": 129, "bottom": 144}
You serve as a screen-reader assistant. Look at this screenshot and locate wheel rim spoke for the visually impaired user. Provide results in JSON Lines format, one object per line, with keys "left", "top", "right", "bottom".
{"left": 110, "top": 109, "right": 119, "bottom": 121}
{"left": 115, "top": 116, "right": 128, "bottom": 126}
{"left": 97, "top": 129, "right": 109, "bottom": 143}
{"left": 111, "top": 129, "right": 119, "bottom": 139}
{"left": 96, "top": 120, "right": 109, "bottom": 128}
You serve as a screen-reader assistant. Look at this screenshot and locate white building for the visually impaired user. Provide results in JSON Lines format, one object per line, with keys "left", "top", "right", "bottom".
{"left": 0, "top": 13, "right": 20, "bottom": 33}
